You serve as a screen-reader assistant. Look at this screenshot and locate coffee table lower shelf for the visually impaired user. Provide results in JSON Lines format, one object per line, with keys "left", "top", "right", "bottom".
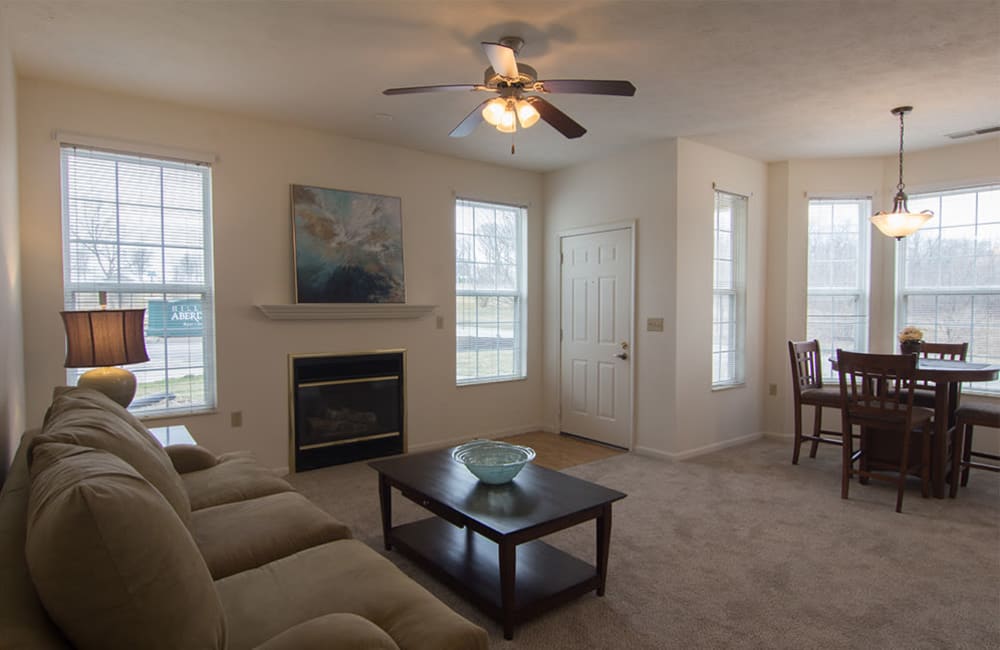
{"left": 389, "top": 517, "right": 600, "bottom": 632}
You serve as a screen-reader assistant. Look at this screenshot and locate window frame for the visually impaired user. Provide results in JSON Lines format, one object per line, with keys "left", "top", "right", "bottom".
{"left": 455, "top": 197, "right": 527, "bottom": 386}
{"left": 712, "top": 189, "right": 748, "bottom": 389}
{"left": 806, "top": 196, "right": 872, "bottom": 380}
{"left": 896, "top": 183, "right": 1000, "bottom": 395}
{"left": 60, "top": 144, "right": 218, "bottom": 416}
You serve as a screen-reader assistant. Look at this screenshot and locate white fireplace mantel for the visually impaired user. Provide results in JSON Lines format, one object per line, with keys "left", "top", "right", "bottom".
{"left": 255, "top": 303, "right": 436, "bottom": 321}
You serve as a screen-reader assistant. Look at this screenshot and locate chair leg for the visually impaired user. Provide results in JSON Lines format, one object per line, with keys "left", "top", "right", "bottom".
{"left": 949, "top": 425, "right": 962, "bottom": 498}
{"left": 896, "top": 429, "right": 912, "bottom": 513}
{"left": 920, "top": 429, "right": 931, "bottom": 500}
{"left": 792, "top": 403, "right": 803, "bottom": 465}
{"left": 961, "top": 423, "right": 973, "bottom": 487}
{"left": 809, "top": 406, "right": 822, "bottom": 458}
{"left": 841, "top": 423, "right": 852, "bottom": 500}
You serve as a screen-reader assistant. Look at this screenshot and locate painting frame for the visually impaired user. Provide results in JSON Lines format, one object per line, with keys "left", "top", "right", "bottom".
{"left": 290, "top": 184, "right": 405, "bottom": 304}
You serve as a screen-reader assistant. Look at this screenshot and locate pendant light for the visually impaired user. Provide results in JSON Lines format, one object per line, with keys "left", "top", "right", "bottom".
{"left": 870, "top": 106, "right": 934, "bottom": 240}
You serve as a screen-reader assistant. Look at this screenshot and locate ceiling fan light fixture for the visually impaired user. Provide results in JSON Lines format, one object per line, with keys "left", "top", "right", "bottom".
{"left": 482, "top": 98, "right": 507, "bottom": 126}
{"left": 515, "top": 99, "right": 540, "bottom": 128}
{"left": 870, "top": 106, "right": 934, "bottom": 240}
{"left": 497, "top": 104, "right": 517, "bottom": 133}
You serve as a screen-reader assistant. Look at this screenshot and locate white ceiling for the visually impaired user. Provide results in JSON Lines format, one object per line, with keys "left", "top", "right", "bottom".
{"left": 3, "top": 0, "right": 999, "bottom": 172}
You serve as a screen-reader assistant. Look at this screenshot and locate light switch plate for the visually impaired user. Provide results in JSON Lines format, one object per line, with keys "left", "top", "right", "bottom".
{"left": 646, "top": 317, "right": 664, "bottom": 332}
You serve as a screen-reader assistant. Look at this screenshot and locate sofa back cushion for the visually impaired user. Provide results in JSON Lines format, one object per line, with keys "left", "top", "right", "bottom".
{"left": 33, "top": 387, "right": 191, "bottom": 525}
{"left": 25, "top": 442, "right": 227, "bottom": 650}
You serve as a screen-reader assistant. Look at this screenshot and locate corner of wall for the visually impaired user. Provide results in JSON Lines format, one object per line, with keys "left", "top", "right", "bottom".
{"left": 0, "top": 4, "right": 26, "bottom": 479}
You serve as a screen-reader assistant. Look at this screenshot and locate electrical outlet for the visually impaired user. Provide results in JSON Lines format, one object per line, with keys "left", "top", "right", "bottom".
{"left": 231, "top": 411, "right": 243, "bottom": 427}
{"left": 646, "top": 317, "right": 664, "bottom": 332}
{"left": 435, "top": 315, "right": 444, "bottom": 329}
{"left": 768, "top": 384, "right": 777, "bottom": 396}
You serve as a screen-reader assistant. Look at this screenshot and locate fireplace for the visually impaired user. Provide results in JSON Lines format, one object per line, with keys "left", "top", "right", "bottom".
{"left": 289, "top": 350, "right": 405, "bottom": 472}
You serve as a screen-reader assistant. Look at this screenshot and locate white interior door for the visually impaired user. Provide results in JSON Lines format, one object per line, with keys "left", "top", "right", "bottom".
{"left": 560, "top": 227, "right": 633, "bottom": 449}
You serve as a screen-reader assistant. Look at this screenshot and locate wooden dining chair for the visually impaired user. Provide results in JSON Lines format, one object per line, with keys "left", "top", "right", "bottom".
{"left": 837, "top": 350, "right": 935, "bottom": 513}
{"left": 949, "top": 403, "right": 1000, "bottom": 497}
{"left": 788, "top": 340, "right": 843, "bottom": 465}
{"left": 911, "top": 342, "right": 968, "bottom": 407}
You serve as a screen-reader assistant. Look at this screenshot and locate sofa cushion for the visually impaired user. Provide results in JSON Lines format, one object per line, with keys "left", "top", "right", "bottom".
{"left": 25, "top": 443, "right": 226, "bottom": 650}
{"left": 0, "top": 431, "right": 72, "bottom": 650}
{"left": 216, "top": 539, "right": 488, "bottom": 650}
{"left": 183, "top": 451, "right": 294, "bottom": 510}
{"left": 255, "top": 613, "right": 400, "bottom": 650}
{"left": 166, "top": 443, "right": 220, "bottom": 473}
{"left": 33, "top": 387, "right": 191, "bottom": 525}
{"left": 191, "top": 491, "right": 352, "bottom": 579}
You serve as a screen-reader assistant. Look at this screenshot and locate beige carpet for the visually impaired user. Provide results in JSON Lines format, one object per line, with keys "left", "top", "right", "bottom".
{"left": 287, "top": 438, "right": 1000, "bottom": 649}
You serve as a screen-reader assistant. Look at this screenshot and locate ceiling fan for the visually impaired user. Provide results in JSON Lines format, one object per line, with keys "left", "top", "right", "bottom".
{"left": 383, "top": 37, "right": 636, "bottom": 143}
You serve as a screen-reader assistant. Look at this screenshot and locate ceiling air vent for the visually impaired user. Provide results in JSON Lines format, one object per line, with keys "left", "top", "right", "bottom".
{"left": 946, "top": 125, "right": 1000, "bottom": 139}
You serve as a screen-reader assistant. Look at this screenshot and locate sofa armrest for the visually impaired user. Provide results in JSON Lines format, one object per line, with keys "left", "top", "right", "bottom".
{"left": 165, "top": 445, "right": 219, "bottom": 474}
{"left": 255, "top": 613, "right": 399, "bottom": 650}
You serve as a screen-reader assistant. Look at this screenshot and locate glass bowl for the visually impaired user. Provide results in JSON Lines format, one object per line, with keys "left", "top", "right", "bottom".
{"left": 451, "top": 440, "right": 536, "bottom": 484}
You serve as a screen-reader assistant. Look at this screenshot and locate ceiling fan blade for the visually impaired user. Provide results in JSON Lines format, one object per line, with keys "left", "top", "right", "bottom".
{"left": 383, "top": 84, "right": 490, "bottom": 95}
{"left": 536, "top": 79, "right": 637, "bottom": 96}
{"left": 524, "top": 96, "right": 586, "bottom": 139}
{"left": 449, "top": 99, "right": 492, "bottom": 138}
{"left": 481, "top": 41, "right": 519, "bottom": 79}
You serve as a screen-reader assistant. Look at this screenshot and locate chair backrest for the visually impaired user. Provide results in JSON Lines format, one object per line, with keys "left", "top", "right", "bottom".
{"left": 837, "top": 350, "right": 919, "bottom": 429}
{"left": 919, "top": 342, "right": 968, "bottom": 361}
{"left": 916, "top": 342, "right": 968, "bottom": 389}
{"left": 788, "top": 340, "right": 824, "bottom": 400}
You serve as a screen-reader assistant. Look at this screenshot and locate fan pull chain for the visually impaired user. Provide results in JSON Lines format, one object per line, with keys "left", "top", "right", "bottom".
{"left": 511, "top": 130, "right": 516, "bottom": 155}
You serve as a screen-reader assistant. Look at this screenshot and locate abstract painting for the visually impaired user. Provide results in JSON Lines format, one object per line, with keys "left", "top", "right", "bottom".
{"left": 291, "top": 185, "right": 404, "bottom": 303}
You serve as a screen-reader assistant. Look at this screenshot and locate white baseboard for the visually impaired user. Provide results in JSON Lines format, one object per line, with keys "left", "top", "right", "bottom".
{"left": 635, "top": 432, "right": 763, "bottom": 462}
{"left": 762, "top": 430, "right": 792, "bottom": 440}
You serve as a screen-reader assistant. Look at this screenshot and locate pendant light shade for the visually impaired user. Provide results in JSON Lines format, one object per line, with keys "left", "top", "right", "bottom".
{"left": 871, "top": 106, "right": 934, "bottom": 240}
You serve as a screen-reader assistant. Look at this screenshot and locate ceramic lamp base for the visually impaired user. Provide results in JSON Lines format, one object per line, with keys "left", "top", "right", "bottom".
{"left": 77, "top": 367, "right": 137, "bottom": 407}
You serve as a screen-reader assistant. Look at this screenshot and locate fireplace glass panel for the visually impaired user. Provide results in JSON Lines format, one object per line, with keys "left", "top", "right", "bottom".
{"left": 297, "top": 377, "right": 400, "bottom": 448}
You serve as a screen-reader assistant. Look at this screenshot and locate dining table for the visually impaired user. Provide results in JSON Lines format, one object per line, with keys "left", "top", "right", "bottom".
{"left": 832, "top": 357, "right": 1000, "bottom": 498}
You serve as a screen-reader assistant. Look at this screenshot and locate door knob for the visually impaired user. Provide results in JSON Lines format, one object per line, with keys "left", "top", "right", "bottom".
{"left": 615, "top": 352, "right": 629, "bottom": 360}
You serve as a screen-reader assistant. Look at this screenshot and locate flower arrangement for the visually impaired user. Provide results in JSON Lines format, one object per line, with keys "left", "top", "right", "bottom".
{"left": 898, "top": 326, "right": 924, "bottom": 343}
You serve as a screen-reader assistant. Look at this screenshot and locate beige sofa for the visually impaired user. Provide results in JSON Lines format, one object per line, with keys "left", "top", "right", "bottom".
{"left": 0, "top": 387, "right": 487, "bottom": 650}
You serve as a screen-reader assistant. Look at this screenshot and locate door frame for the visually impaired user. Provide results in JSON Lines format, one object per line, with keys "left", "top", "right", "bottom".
{"left": 557, "top": 220, "right": 637, "bottom": 450}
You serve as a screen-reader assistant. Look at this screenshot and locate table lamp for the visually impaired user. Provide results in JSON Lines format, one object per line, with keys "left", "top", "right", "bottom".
{"left": 61, "top": 308, "right": 150, "bottom": 407}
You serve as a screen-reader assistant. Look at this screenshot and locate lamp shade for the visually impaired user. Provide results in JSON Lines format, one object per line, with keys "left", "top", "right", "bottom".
{"left": 61, "top": 309, "right": 149, "bottom": 368}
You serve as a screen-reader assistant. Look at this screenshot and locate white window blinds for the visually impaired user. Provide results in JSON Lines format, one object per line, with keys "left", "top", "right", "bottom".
{"left": 712, "top": 190, "right": 747, "bottom": 387}
{"left": 61, "top": 145, "right": 217, "bottom": 415}
{"left": 455, "top": 198, "right": 526, "bottom": 384}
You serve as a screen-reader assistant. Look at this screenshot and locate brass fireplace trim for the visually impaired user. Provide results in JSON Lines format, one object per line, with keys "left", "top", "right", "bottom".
{"left": 299, "top": 431, "right": 401, "bottom": 451}
{"left": 288, "top": 349, "right": 407, "bottom": 473}
{"left": 298, "top": 375, "right": 400, "bottom": 389}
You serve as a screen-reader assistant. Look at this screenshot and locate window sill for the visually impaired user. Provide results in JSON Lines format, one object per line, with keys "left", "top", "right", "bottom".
{"left": 137, "top": 407, "right": 218, "bottom": 421}
{"left": 457, "top": 376, "right": 528, "bottom": 388}
{"left": 711, "top": 382, "right": 746, "bottom": 392}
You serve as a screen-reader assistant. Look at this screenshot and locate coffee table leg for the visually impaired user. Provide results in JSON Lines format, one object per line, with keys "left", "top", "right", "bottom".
{"left": 378, "top": 473, "right": 392, "bottom": 551}
{"left": 596, "top": 503, "right": 612, "bottom": 597}
{"left": 499, "top": 540, "right": 516, "bottom": 640}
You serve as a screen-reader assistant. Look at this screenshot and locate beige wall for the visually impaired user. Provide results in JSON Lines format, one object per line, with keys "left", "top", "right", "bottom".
{"left": 543, "top": 139, "right": 678, "bottom": 455}
{"left": 763, "top": 137, "right": 1000, "bottom": 442}
{"left": 673, "top": 139, "right": 768, "bottom": 457}
{"left": 542, "top": 138, "right": 767, "bottom": 459}
{"left": 0, "top": 5, "right": 25, "bottom": 479}
{"left": 17, "top": 78, "right": 546, "bottom": 470}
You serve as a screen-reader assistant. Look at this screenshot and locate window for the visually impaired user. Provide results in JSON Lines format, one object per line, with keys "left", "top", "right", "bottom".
{"left": 807, "top": 197, "right": 871, "bottom": 379}
{"left": 712, "top": 190, "right": 747, "bottom": 387}
{"left": 61, "top": 145, "right": 216, "bottom": 415}
{"left": 897, "top": 184, "right": 1000, "bottom": 394}
{"left": 455, "top": 198, "right": 526, "bottom": 384}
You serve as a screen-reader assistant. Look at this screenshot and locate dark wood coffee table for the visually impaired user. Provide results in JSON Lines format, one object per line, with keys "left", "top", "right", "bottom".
{"left": 369, "top": 448, "right": 626, "bottom": 640}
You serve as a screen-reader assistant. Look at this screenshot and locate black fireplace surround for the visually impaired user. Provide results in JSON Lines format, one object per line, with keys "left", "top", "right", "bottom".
{"left": 290, "top": 351, "right": 404, "bottom": 472}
